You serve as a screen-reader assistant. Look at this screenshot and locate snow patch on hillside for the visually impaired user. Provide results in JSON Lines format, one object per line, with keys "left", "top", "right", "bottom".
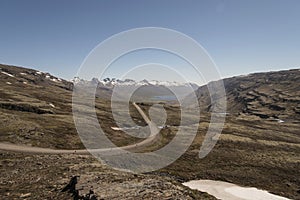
{"left": 1, "top": 71, "right": 14, "bottom": 77}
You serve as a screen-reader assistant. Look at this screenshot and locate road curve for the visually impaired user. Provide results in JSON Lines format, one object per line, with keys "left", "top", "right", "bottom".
{"left": 0, "top": 102, "right": 160, "bottom": 155}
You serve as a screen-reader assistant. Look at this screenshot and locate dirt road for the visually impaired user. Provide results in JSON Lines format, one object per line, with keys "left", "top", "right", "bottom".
{"left": 0, "top": 102, "right": 159, "bottom": 154}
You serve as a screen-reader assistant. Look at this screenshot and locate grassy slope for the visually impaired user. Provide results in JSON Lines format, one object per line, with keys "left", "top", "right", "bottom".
{"left": 1, "top": 64, "right": 299, "bottom": 199}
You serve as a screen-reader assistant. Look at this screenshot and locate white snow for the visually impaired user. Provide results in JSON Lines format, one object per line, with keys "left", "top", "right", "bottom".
{"left": 218, "top": 112, "right": 229, "bottom": 115}
{"left": 183, "top": 180, "right": 290, "bottom": 200}
{"left": 1, "top": 71, "right": 14, "bottom": 77}
{"left": 135, "top": 81, "right": 149, "bottom": 86}
{"left": 270, "top": 118, "right": 285, "bottom": 123}
{"left": 51, "top": 78, "right": 58, "bottom": 82}
{"left": 45, "top": 75, "right": 50, "bottom": 79}
{"left": 111, "top": 126, "right": 140, "bottom": 131}
{"left": 225, "top": 186, "right": 290, "bottom": 200}
{"left": 75, "top": 77, "right": 199, "bottom": 88}
{"left": 6, "top": 82, "right": 12, "bottom": 85}
{"left": 49, "top": 103, "right": 55, "bottom": 108}
{"left": 149, "top": 80, "right": 187, "bottom": 86}
{"left": 148, "top": 80, "right": 160, "bottom": 85}
{"left": 111, "top": 127, "right": 122, "bottom": 131}
{"left": 72, "top": 77, "right": 81, "bottom": 84}
{"left": 36, "top": 71, "right": 43, "bottom": 75}
{"left": 23, "top": 82, "right": 28, "bottom": 84}
{"left": 20, "top": 72, "right": 27, "bottom": 76}
{"left": 118, "top": 80, "right": 136, "bottom": 86}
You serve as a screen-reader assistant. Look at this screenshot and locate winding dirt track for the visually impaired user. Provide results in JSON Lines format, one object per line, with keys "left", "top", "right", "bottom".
{"left": 0, "top": 103, "right": 159, "bottom": 155}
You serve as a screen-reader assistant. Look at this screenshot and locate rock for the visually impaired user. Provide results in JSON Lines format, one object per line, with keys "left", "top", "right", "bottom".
{"left": 269, "top": 104, "right": 285, "bottom": 111}
{"left": 20, "top": 193, "right": 31, "bottom": 198}
{"left": 24, "top": 135, "right": 30, "bottom": 139}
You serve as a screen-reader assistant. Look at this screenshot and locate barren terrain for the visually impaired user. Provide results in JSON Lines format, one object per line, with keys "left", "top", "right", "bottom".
{"left": 0, "top": 64, "right": 299, "bottom": 199}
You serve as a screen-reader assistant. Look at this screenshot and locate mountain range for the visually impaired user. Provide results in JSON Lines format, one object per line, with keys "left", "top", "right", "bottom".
{"left": 0, "top": 63, "right": 300, "bottom": 199}
{"left": 72, "top": 76, "right": 199, "bottom": 88}
{"left": 72, "top": 76, "right": 199, "bottom": 102}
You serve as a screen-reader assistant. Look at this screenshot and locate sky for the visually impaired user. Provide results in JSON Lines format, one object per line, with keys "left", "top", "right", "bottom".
{"left": 0, "top": 0, "right": 300, "bottom": 84}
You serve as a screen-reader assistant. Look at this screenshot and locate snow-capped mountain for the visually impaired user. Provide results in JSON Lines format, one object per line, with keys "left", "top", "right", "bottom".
{"left": 71, "top": 77, "right": 199, "bottom": 102}
{"left": 72, "top": 77, "right": 198, "bottom": 88}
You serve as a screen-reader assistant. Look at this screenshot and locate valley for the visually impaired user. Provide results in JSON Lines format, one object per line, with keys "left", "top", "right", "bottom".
{"left": 0, "top": 64, "right": 299, "bottom": 199}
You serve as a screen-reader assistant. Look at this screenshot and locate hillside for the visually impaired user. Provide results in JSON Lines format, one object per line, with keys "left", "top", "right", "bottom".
{"left": 0, "top": 64, "right": 148, "bottom": 149}
{"left": 0, "top": 64, "right": 217, "bottom": 199}
{"left": 163, "top": 68, "right": 300, "bottom": 199}
{"left": 0, "top": 64, "right": 299, "bottom": 199}
{"left": 194, "top": 69, "right": 300, "bottom": 121}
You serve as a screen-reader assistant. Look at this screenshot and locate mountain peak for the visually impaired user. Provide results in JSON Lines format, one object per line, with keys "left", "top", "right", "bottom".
{"left": 71, "top": 77, "right": 199, "bottom": 88}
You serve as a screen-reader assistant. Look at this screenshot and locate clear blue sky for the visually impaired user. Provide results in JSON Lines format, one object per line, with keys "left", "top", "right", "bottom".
{"left": 1, "top": 0, "right": 299, "bottom": 84}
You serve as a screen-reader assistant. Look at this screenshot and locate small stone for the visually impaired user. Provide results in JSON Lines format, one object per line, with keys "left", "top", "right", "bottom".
{"left": 20, "top": 193, "right": 31, "bottom": 198}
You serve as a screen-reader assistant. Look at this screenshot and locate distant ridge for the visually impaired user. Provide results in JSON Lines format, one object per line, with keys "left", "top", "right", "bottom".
{"left": 191, "top": 68, "right": 300, "bottom": 121}
{"left": 71, "top": 76, "right": 199, "bottom": 88}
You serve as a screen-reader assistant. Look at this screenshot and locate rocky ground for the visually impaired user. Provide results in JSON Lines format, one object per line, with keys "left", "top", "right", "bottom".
{"left": 0, "top": 64, "right": 299, "bottom": 199}
{"left": 154, "top": 111, "right": 300, "bottom": 199}
{"left": 0, "top": 64, "right": 146, "bottom": 149}
{"left": 0, "top": 151, "right": 215, "bottom": 199}
{"left": 195, "top": 68, "right": 300, "bottom": 121}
